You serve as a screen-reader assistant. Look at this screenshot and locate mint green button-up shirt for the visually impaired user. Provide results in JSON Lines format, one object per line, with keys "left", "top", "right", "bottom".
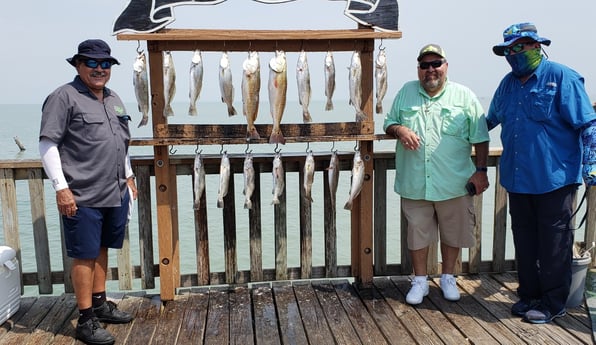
{"left": 383, "top": 79, "right": 490, "bottom": 201}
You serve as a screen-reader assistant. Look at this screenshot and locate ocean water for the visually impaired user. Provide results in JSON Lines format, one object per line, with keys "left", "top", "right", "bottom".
{"left": 3, "top": 100, "right": 580, "bottom": 296}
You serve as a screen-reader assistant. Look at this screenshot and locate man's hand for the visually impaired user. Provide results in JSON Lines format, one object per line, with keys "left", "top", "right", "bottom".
{"left": 56, "top": 188, "right": 77, "bottom": 217}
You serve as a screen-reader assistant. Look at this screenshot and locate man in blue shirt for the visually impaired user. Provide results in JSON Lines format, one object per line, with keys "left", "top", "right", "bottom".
{"left": 488, "top": 22, "right": 596, "bottom": 324}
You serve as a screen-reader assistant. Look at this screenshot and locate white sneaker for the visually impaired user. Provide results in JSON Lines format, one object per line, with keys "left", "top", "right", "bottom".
{"left": 440, "top": 274, "right": 460, "bottom": 301}
{"left": 406, "top": 277, "right": 429, "bottom": 305}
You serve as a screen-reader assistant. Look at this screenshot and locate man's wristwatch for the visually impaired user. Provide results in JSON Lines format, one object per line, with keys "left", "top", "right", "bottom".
{"left": 476, "top": 167, "right": 488, "bottom": 172}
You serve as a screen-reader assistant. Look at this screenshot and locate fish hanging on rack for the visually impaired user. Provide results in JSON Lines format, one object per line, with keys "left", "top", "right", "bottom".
{"left": 375, "top": 48, "right": 388, "bottom": 114}
{"left": 344, "top": 150, "right": 365, "bottom": 210}
{"left": 163, "top": 51, "right": 176, "bottom": 117}
{"left": 271, "top": 152, "right": 285, "bottom": 205}
{"left": 327, "top": 150, "right": 340, "bottom": 208}
{"left": 296, "top": 50, "right": 312, "bottom": 123}
{"left": 303, "top": 149, "right": 315, "bottom": 203}
{"left": 133, "top": 51, "right": 149, "bottom": 128}
{"left": 217, "top": 151, "right": 231, "bottom": 208}
{"left": 188, "top": 50, "right": 204, "bottom": 116}
{"left": 219, "top": 52, "right": 237, "bottom": 116}
{"left": 324, "top": 51, "right": 336, "bottom": 111}
{"left": 348, "top": 51, "right": 366, "bottom": 121}
{"left": 243, "top": 152, "right": 255, "bottom": 209}
{"left": 193, "top": 151, "right": 205, "bottom": 210}
{"left": 242, "top": 51, "right": 261, "bottom": 140}
{"left": 268, "top": 50, "right": 287, "bottom": 144}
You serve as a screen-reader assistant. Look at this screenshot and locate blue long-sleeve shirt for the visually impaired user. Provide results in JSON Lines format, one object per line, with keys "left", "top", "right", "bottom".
{"left": 486, "top": 59, "right": 596, "bottom": 194}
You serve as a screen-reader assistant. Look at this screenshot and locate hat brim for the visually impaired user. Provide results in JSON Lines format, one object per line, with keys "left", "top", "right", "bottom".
{"left": 66, "top": 53, "right": 120, "bottom": 66}
{"left": 493, "top": 37, "right": 551, "bottom": 56}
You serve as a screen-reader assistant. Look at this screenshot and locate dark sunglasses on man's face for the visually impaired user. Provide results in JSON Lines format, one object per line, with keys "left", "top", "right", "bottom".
{"left": 83, "top": 59, "right": 113, "bottom": 69}
{"left": 418, "top": 59, "right": 445, "bottom": 70}
{"left": 503, "top": 42, "right": 535, "bottom": 56}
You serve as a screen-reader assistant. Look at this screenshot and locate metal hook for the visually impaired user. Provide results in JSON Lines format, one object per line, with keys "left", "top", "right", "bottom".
{"left": 136, "top": 41, "right": 143, "bottom": 54}
{"left": 245, "top": 141, "right": 252, "bottom": 154}
{"left": 195, "top": 144, "right": 202, "bottom": 154}
{"left": 354, "top": 142, "right": 360, "bottom": 152}
{"left": 331, "top": 141, "right": 337, "bottom": 153}
{"left": 169, "top": 145, "right": 177, "bottom": 154}
{"left": 220, "top": 144, "right": 224, "bottom": 155}
{"left": 274, "top": 143, "right": 281, "bottom": 153}
{"left": 305, "top": 142, "right": 310, "bottom": 153}
{"left": 378, "top": 38, "right": 385, "bottom": 51}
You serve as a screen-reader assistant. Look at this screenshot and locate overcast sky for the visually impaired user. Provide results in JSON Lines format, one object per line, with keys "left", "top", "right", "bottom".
{"left": 1, "top": 0, "right": 595, "bottom": 106}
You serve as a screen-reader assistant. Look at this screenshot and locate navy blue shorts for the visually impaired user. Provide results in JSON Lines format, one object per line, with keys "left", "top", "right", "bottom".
{"left": 62, "top": 191, "right": 130, "bottom": 259}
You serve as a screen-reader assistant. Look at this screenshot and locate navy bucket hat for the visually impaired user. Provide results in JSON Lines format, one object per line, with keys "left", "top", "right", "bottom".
{"left": 66, "top": 39, "right": 120, "bottom": 66}
{"left": 493, "top": 22, "right": 551, "bottom": 56}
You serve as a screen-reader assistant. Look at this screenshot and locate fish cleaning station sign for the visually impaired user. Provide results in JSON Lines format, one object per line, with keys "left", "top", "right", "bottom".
{"left": 113, "top": 0, "right": 399, "bottom": 34}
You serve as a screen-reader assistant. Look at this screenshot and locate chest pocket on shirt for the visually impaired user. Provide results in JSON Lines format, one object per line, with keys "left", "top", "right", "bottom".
{"left": 399, "top": 107, "right": 421, "bottom": 128}
{"left": 441, "top": 107, "right": 468, "bottom": 137}
{"left": 80, "top": 113, "right": 109, "bottom": 141}
{"left": 529, "top": 86, "right": 556, "bottom": 122}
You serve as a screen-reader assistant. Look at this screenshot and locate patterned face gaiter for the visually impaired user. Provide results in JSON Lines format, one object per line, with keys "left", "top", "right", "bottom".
{"left": 505, "top": 47, "right": 542, "bottom": 77}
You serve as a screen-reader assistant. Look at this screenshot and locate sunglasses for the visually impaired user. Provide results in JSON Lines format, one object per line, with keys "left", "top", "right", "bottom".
{"left": 82, "top": 59, "right": 113, "bottom": 69}
{"left": 419, "top": 59, "right": 445, "bottom": 70}
{"left": 503, "top": 42, "right": 535, "bottom": 56}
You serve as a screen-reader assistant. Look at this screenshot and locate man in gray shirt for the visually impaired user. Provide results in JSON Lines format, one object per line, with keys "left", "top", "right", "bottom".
{"left": 39, "top": 39, "right": 136, "bottom": 345}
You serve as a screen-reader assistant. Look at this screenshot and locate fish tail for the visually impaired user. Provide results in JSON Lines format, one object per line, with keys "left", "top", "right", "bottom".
{"left": 269, "top": 130, "right": 286, "bottom": 145}
{"left": 303, "top": 111, "right": 312, "bottom": 123}
{"left": 376, "top": 103, "right": 383, "bottom": 114}
{"left": 247, "top": 126, "right": 261, "bottom": 140}
{"left": 355, "top": 110, "right": 367, "bottom": 122}
{"left": 228, "top": 105, "right": 237, "bottom": 116}
{"left": 271, "top": 197, "right": 280, "bottom": 205}
{"left": 193, "top": 200, "right": 200, "bottom": 210}
{"left": 164, "top": 105, "right": 174, "bottom": 117}
{"left": 244, "top": 199, "right": 252, "bottom": 210}
{"left": 137, "top": 116, "right": 148, "bottom": 128}
{"left": 325, "top": 99, "right": 333, "bottom": 111}
{"left": 217, "top": 198, "right": 224, "bottom": 208}
{"left": 189, "top": 104, "right": 198, "bottom": 116}
{"left": 343, "top": 199, "right": 352, "bottom": 210}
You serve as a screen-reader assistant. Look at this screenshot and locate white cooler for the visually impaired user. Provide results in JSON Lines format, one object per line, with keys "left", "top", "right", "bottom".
{"left": 0, "top": 246, "right": 20, "bottom": 325}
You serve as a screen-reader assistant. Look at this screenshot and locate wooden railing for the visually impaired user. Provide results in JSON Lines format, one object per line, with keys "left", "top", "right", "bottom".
{"left": 1, "top": 147, "right": 595, "bottom": 295}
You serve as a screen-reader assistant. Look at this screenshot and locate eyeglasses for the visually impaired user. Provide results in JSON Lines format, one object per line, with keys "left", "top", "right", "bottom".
{"left": 503, "top": 42, "right": 535, "bottom": 56}
{"left": 82, "top": 59, "right": 113, "bottom": 69}
{"left": 419, "top": 59, "right": 445, "bottom": 70}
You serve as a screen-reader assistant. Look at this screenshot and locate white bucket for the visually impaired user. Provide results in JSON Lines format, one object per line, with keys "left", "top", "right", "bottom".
{"left": 566, "top": 255, "right": 591, "bottom": 307}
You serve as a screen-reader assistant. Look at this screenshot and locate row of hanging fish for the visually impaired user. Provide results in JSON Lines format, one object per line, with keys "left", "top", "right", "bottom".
{"left": 132, "top": 49, "right": 389, "bottom": 132}
{"left": 192, "top": 149, "right": 365, "bottom": 211}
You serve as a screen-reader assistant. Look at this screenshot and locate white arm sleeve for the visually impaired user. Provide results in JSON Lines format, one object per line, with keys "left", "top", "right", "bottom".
{"left": 39, "top": 138, "right": 69, "bottom": 191}
{"left": 125, "top": 153, "right": 134, "bottom": 179}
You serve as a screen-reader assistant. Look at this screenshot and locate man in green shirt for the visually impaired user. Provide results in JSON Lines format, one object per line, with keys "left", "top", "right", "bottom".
{"left": 383, "top": 44, "right": 490, "bottom": 305}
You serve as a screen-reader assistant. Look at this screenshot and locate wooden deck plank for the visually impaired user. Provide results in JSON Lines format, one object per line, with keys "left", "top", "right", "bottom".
{"left": 373, "top": 277, "right": 444, "bottom": 345}
{"left": 204, "top": 288, "right": 229, "bottom": 345}
{"left": 312, "top": 280, "right": 361, "bottom": 345}
{"left": 331, "top": 280, "right": 389, "bottom": 345}
{"left": 439, "top": 276, "right": 524, "bottom": 345}
{"left": 392, "top": 277, "right": 469, "bottom": 345}
{"left": 124, "top": 294, "right": 162, "bottom": 345}
{"left": 3, "top": 276, "right": 594, "bottom": 345}
{"left": 228, "top": 286, "right": 254, "bottom": 345}
{"left": 292, "top": 281, "right": 336, "bottom": 345}
{"left": 272, "top": 283, "right": 308, "bottom": 345}
{"left": 176, "top": 289, "right": 209, "bottom": 344}
{"left": 426, "top": 277, "right": 501, "bottom": 345}
{"left": 251, "top": 285, "right": 281, "bottom": 345}
{"left": 23, "top": 294, "right": 77, "bottom": 345}
{"left": 354, "top": 279, "right": 416, "bottom": 345}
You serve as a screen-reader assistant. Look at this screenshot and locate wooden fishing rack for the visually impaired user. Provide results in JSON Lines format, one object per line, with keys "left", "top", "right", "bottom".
{"left": 117, "top": 27, "right": 402, "bottom": 300}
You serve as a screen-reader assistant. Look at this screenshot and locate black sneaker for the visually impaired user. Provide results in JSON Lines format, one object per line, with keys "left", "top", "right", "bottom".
{"left": 76, "top": 317, "right": 115, "bottom": 345}
{"left": 524, "top": 308, "right": 566, "bottom": 324}
{"left": 93, "top": 300, "right": 133, "bottom": 324}
{"left": 511, "top": 299, "right": 539, "bottom": 317}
